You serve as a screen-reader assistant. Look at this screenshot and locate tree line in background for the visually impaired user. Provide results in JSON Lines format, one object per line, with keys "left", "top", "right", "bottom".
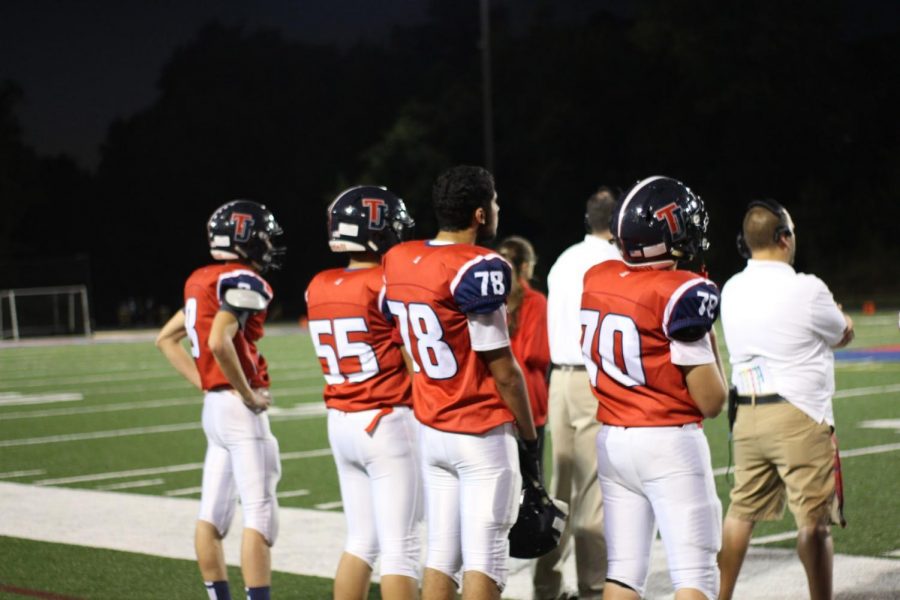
{"left": 1, "top": 0, "right": 898, "bottom": 326}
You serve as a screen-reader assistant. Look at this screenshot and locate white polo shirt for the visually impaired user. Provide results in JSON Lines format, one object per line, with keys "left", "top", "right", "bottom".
{"left": 547, "top": 234, "right": 621, "bottom": 365}
{"left": 720, "top": 260, "right": 847, "bottom": 425}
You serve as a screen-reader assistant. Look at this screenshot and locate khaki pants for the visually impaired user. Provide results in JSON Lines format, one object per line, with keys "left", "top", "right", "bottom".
{"left": 533, "top": 368, "right": 606, "bottom": 600}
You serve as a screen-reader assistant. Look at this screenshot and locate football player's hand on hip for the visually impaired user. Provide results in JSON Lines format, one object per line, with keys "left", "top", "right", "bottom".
{"left": 242, "top": 389, "right": 273, "bottom": 414}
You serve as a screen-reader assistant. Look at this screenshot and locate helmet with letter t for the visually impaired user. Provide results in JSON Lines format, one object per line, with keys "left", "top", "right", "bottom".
{"left": 207, "top": 200, "right": 286, "bottom": 272}
{"left": 610, "top": 176, "right": 709, "bottom": 269}
{"left": 327, "top": 185, "right": 415, "bottom": 255}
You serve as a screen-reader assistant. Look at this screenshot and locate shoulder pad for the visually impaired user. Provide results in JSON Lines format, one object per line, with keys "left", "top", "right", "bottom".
{"left": 664, "top": 279, "right": 719, "bottom": 342}
{"left": 224, "top": 288, "right": 269, "bottom": 311}
{"left": 451, "top": 253, "right": 512, "bottom": 314}
{"left": 217, "top": 269, "right": 272, "bottom": 312}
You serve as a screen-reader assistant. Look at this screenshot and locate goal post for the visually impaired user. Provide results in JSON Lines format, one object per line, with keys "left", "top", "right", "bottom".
{"left": 0, "top": 285, "right": 92, "bottom": 341}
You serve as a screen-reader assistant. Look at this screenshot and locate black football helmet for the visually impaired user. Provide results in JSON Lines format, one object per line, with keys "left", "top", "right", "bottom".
{"left": 207, "top": 200, "right": 286, "bottom": 272}
{"left": 327, "top": 185, "right": 415, "bottom": 254}
{"left": 611, "top": 176, "right": 709, "bottom": 268}
{"left": 509, "top": 476, "right": 568, "bottom": 559}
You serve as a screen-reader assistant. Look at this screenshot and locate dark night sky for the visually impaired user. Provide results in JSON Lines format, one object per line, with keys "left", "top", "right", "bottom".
{"left": 0, "top": 0, "right": 428, "bottom": 167}
{"left": 2, "top": 0, "right": 899, "bottom": 170}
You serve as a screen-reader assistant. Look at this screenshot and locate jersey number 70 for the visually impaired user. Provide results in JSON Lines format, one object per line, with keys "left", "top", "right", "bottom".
{"left": 580, "top": 309, "right": 647, "bottom": 388}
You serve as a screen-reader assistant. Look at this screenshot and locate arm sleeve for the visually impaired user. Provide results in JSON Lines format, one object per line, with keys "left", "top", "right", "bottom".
{"left": 452, "top": 255, "right": 512, "bottom": 314}
{"left": 468, "top": 306, "right": 511, "bottom": 351}
{"left": 665, "top": 280, "right": 720, "bottom": 342}
{"left": 808, "top": 277, "right": 847, "bottom": 346}
{"left": 670, "top": 332, "right": 716, "bottom": 366}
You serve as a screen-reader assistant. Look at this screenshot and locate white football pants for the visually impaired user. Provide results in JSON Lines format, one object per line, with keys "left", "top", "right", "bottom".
{"left": 198, "top": 389, "right": 281, "bottom": 545}
{"left": 597, "top": 424, "right": 721, "bottom": 599}
{"left": 328, "top": 406, "right": 423, "bottom": 579}
{"left": 419, "top": 421, "right": 521, "bottom": 590}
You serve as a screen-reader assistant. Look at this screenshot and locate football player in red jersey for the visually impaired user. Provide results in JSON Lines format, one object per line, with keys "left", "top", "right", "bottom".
{"left": 156, "top": 200, "right": 286, "bottom": 600}
{"left": 383, "top": 165, "right": 539, "bottom": 600}
{"left": 305, "top": 185, "right": 421, "bottom": 600}
{"left": 580, "top": 177, "right": 728, "bottom": 600}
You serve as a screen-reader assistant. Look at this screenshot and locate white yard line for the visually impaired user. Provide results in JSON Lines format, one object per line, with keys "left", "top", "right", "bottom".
{"left": 749, "top": 531, "right": 798, "bottom": 545}
{"left": 0, "top": 392, "right": 83, "bottom": 406}
{"left": 164, "top": 486, "right": 202, "bottom": 497}
{"left": 0, "top": 482, "right": 896, "bottom": 600}
{"left": 0, "top": 369, "right": 323, "bottom": 390}
{"left": 97, "top": 478, "right": 165, "bottom": 491}
{"left": 0, "top": 406, "right": 327, "bottom": 448}
{"left": 277, "top": 489, "right": 311, "bottom": 499}
{"left": 314, "top": 500, "right": 343, "bottom": 510}
{"left": 833, "top": 383, "right": 900, "bottom": 398}
{"left": 1, "top": 397, "right": 197, "bottom": 419}
{"left": 2, "top": 391, "right": 324, "bottom": 421}
{"left": 0, "top": 468, "right": 46, "bottom": 479}
{"left": 34, "top": 448, "right": 332, "bottom": 486}
{"left": 838, "top": 442, "right": 900, "bottom": 458}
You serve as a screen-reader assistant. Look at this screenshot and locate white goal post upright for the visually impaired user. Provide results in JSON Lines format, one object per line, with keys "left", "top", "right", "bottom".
{"left": 0, "top": 285, "right": 92, "bottom": 341}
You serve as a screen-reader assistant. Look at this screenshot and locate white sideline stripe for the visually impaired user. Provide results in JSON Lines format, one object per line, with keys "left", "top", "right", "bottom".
{"left": 885, "top": 549, "right": 900, "bottom": 558}
{"left": 2, "top": 390, "right": 325, "bottom": 420}
{"left": 0, "top": 421, "right": 201, "bottom": 447}
{"left": 0, "top": 468, "right": 46, "bottom": 478}
{"left": 34, "top": 448, "right": 332, "bottom": 486}
{"left": 165, "top": 486, "right": 202, "bottom": 497}
{"left": 0, "top": 406, "right": 327, "bottom": 448}
{"left": 750, "top": 531, "right": 798, "bottom": 545}
{"left": 315, "top": 500, "right": 343, "bottom": 510}
{"left": 0, "top": 368, "right": 323, "bottom": 390}
{"left": 97, "top": 478, "right": 165, "bottom": 491}
{"left": 37, "top": 461, "right": 204, "bottom": 485}
{"left": 1, "top": 397, "right": 198, "bottom": 419}
{"left": 0, "top": 392, "right": 83, "bottom": 406}
{"left": 833, "top": 383, "right": 900, "bottom": 398}
{"left": 839, "top": 442, "right": 900, "bottom": 458}
{"left": 277, "top": 489, "right": 310, "bottom": 499}
{"left": 713, "top": 441, "right": 900, "bottom": 477}
{"left": 2, "top": 482, "right": 897, "bottom": 599}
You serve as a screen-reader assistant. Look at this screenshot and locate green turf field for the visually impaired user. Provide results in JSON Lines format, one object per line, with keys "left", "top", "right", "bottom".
{"left": 0, "top": 312, "right": 897, "bottom": 598}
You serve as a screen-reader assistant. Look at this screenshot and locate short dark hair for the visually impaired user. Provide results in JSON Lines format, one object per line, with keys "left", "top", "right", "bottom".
{"left": 585, "top": 186, "right": 617, "bottom": 234}
{"left": 742, "top": 206, "right": 783, "bottom": 252}
{"left": 432, "top": 165, "right": 495, "bottom": 231}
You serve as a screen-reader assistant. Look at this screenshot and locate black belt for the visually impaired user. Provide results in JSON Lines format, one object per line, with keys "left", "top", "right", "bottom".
{"left": 552, "top": 363, "right": 586, "bottom": 371}
{"left": 736, "top": 394, "right": 786, "bottom": 405}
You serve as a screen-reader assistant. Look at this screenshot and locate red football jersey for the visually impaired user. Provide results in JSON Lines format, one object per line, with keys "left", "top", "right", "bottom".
{"left": 581, "top": 259, "right": 720, "bottom": 426}
{"left": 305, "top": 266, "right": 411, "bottom": 411}
{"left": 382, "top": 240, "right": 515, "bottom": 434}
{"left": 183, "top": 262, "right": 273, "bottom": 391}
{"left": 509, "top": 282, "right": 550, "bottom": 427}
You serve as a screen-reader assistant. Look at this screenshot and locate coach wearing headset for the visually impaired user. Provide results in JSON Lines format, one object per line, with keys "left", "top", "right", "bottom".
{"left": 717, "top": 199, "right": 854, "bottom": 600}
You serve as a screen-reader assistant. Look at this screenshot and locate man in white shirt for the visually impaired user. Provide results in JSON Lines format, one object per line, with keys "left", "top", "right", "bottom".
{"left": 534, "top": 187, "right": 620, "bottom": 600}
{"left": 718, "top": 199, "right": 854, "bottom": 600}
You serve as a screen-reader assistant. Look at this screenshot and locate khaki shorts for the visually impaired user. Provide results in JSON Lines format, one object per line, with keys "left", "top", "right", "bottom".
{"left": 727, "top": 401, "right": 839, "bottom": 528}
